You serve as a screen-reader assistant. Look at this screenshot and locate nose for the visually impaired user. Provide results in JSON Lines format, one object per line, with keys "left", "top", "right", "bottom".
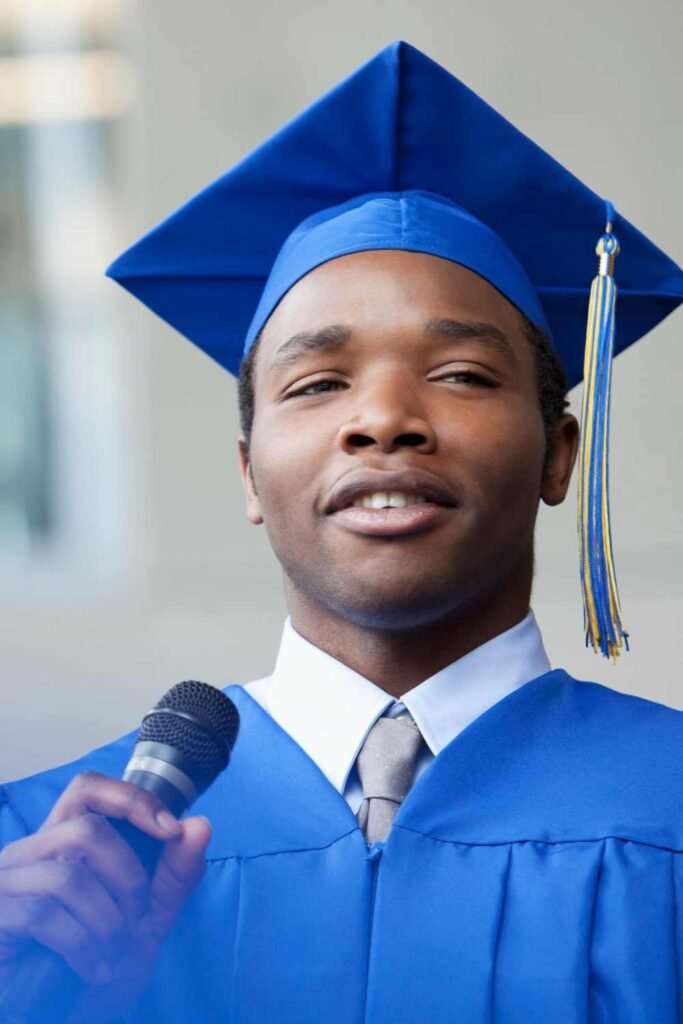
{"left": 337, "top": 376, "right": 437, "bottom": 455}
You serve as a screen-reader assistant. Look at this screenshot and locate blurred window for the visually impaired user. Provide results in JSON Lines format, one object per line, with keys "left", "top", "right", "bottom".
{"left": 0, "top": 0, "right": 134, "bottom": 570}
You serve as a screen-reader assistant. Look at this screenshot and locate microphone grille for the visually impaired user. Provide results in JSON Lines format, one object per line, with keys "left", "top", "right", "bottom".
{"left": 138, "top": 681, "right": 240, "bottom": 781}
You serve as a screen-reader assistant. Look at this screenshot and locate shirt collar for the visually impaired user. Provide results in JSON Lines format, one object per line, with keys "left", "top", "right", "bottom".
{"left": 399, "top": 611, "right": 550, "bottom": 757}
{"left": 245, "top": 610, "right": 550, "bottom": 797}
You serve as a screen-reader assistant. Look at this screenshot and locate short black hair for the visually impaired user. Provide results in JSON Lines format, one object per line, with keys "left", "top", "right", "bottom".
{"left": 238, "top": 313, "right": 568, "bottom": 461}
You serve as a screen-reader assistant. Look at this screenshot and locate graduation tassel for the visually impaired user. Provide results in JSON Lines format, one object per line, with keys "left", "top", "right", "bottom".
{"left": 577, "top": 201, "right": 629, "bottom": 660}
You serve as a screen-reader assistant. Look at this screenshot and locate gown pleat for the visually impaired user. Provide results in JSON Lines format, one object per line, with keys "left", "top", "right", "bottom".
{"left": 589, "top": 839, "right": 680, "bottom": 1022}
{"left": 364, "top": 831, "right": 513, "bottom": 1022}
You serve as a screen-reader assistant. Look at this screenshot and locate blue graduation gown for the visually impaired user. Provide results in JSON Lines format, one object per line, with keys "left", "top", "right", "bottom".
{"left": 2, "top": 669, "right": 683, "bottom": 1023}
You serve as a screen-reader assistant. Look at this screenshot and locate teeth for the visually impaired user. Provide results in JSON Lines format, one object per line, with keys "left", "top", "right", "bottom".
{"left": 351, "top": 492, "right": 427, "bottom": 509}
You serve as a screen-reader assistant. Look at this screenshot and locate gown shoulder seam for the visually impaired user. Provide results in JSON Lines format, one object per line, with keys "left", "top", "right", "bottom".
{"left": 393, "top": 824, "right": 683, "bottom": 854}
{"left": 204, "top": 825, "right": 362, "bottom": 863}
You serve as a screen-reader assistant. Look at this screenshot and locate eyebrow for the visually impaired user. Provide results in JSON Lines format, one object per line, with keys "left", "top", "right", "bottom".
{"left": 268, "top": 324, "right": 352, "bottom": 372}
{"left": 267, "top": 317, "right": 516, "bottom": 373}
{"left": 424, "top": 318, "right": 517, "bottom": 361}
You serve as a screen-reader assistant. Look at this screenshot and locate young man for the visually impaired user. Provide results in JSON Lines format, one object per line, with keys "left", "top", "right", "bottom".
{"left": 1, "top": 42, "right": 683, "bottom": 1023}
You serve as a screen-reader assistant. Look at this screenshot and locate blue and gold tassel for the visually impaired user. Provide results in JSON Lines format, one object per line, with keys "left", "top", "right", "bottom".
{"left": 577, "top": 201, "right": 629, "bottom": 660}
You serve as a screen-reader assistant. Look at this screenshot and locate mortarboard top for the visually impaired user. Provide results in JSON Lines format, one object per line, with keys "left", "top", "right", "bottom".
{"left": 106, "top": 41, "right": 683, "bottom": 659}
{"left": 106, "top": 40, "right": 683, "bottom": 386}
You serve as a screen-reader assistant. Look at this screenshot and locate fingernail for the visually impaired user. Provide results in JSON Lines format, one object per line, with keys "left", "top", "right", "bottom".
{"left": 94, "top": 961, "right": 113, "bottom": 984}
{"left": 156, "top": 809, "right": 182, "bottom": 835}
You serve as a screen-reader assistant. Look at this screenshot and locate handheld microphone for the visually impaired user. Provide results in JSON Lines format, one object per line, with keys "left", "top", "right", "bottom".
{"left": 0, "top": 680, "right": 240, "bottom": 1024}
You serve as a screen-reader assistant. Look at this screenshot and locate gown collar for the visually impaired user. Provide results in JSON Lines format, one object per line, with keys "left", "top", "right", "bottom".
{"left": 204, "top": 672, "right": 683, "bottom": 859}
{"left": 201, "top": 667, "right": 560, "bottom": 859}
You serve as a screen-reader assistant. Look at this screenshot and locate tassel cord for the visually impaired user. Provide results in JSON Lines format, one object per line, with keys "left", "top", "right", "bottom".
{"left": 577, "top": 226, "right": 628, "bottom": 660}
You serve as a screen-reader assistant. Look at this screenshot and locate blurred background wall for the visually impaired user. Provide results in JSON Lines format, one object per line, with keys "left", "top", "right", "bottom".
{"left": 1, "top": 0, "right": 681, "bottom": 781}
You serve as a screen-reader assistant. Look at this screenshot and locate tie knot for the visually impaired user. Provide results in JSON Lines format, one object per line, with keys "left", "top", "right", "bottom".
{"left": 356, "top": 712, "right": 424, "bottom": 803}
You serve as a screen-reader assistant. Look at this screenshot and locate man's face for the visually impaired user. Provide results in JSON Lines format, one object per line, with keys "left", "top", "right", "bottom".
{"left": 239, "top": 250, "right": 575, "bottom": 630}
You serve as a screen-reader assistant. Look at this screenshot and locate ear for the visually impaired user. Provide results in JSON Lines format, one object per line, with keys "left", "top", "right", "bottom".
{"left": 541, "top": 413, "right": 580, "bottom": 507}
{"left": 237, "top": 436, "right": 264, "bottom": 524}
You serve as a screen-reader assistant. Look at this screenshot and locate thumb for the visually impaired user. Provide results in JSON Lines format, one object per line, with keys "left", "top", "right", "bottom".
{"left": 145, "top": 816, "right": 212, "bottom": 940}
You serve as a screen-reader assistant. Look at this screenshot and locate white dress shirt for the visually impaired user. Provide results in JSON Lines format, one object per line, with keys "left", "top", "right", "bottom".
{"left": 244, "top": 610, "right": 551, "bottom": 814}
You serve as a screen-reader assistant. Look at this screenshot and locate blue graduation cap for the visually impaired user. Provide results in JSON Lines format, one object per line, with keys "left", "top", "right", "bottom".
{"left": 107, "top": 41, "right": 683, "bottom": 659}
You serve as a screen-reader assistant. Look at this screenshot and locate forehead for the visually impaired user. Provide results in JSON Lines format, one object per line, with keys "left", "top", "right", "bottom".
{"left": 257, "top": 250, "right": 525, "bottom": 357}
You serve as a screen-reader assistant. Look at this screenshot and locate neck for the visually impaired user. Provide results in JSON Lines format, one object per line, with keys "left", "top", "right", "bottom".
{"left": 285, "top": 577, "right": 533, "bottom": 699}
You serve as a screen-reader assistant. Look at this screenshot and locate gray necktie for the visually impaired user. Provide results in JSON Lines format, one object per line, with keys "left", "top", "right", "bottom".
{"left": 355, "top": 711, "right": 425, "bottom": 844}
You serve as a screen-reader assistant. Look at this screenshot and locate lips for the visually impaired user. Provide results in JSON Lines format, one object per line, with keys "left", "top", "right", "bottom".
{"left": 324, "top": 469, "right": 457, "bottom": 515}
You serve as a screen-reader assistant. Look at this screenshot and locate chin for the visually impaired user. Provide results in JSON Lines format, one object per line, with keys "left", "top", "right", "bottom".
{"left": 318, "top": 578, "right": 470, "bottom": 632}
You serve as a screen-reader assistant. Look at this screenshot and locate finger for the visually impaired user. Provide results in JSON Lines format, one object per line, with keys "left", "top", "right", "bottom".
{"left": 41, "top": 771, "right": 183, "bottom": 842}
{"left": 0, "top": 860, "right": 128, "bottom": 962}
{"left": 0, "top": 815, "right": 151, "bottom": 930}
{"left": 0, "top": 894, "right": 112, "bottom": 985}
{"left": 146, "top": 817, "right": 212, "bottom": 939}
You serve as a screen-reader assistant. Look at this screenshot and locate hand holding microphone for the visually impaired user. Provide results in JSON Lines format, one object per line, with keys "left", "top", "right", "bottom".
{"left": 0, "top": 681, "right": 240, "bottom": 1023}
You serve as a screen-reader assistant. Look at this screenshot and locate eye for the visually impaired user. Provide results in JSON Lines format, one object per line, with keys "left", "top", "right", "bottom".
{"left": 434, "top": 370, "right": 498, "bottom": 388}
{"left": 286, "top": 378, "right": 346, "bottom": 398}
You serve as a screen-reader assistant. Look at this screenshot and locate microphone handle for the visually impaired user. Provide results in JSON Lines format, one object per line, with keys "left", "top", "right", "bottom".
{"left": 0, "top": 723, "right": 226, "bottom": 1020}
{"left": 0, "top": 820, "right": 164, "bottom": 1024}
